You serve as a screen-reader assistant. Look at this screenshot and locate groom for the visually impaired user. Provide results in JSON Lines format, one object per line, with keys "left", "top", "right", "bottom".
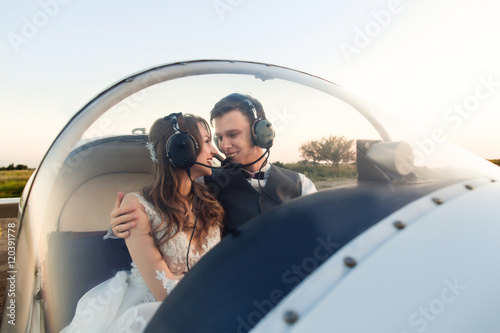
{"left": 109, "top": 93, "right": 316, "bottom": 237}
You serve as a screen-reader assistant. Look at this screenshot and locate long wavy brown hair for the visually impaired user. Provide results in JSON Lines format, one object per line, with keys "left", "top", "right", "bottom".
{"left": 142, "top": 114, "right": 224, "bottom": 246}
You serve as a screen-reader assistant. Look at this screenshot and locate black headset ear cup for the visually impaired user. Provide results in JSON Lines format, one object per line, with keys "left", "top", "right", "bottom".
{"left": 252, "top": 118, "right": 275, "bottom": 149}
{"left": 166, "top": 132, "right": 198, "bottom": 169}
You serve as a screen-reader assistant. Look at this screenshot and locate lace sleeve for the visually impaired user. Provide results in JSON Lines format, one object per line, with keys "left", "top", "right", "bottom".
{"left": 131, "top": 192, "right": 171, "bottom": 236}
{"left": 155, "top": 270, "right": 179, "bottom": 294}
{"left": 121, "top": 193, "right": 178, "bottom": 301}
{"left": 131, "top": 193, "right": 160, "bottom": 223}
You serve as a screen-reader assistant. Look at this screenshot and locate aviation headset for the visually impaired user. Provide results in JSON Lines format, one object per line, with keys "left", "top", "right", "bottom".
{"left": 213, "top": 95, "right": 275, "bottom": 150}
{"left": 165, "top": 113, "right": 199, "bottom": 169}
{"left": 163, "top": 113, "right": 199, "bottom": 271}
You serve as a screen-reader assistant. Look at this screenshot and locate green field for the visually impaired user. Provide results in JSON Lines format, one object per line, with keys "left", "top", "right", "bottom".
{"left": 0, "top": 170, "right": 34, "bottom": 198}
{"left": 274, "top": 161, "right": 357, "bottom": 181}
{"left": 0, "top": 159, "right": 497, "bottom": 199}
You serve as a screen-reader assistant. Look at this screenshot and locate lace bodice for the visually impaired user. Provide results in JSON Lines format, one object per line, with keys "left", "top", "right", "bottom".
{"left": 132, "top": 193, "right": 221, "bottom": 279}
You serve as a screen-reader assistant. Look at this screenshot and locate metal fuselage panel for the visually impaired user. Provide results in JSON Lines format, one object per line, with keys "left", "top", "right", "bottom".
{"left": 254, "top": 180, "right": 500, "bottom": 333}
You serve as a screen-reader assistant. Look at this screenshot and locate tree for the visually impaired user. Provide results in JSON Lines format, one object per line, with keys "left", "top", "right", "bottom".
{"left": 299, "top": 140, "right": 321, "bottom": 164}
{"left": 319, "top": 135, "right": 355, "bottom": 168}
{"left": 299, "top": 135, "right": 355, "bottom": 168}
{"left": 273, "top": 161, "right": 284, "bottom": 168}
{"left": 0, "top": 163, "right": 29, "bottom": 170}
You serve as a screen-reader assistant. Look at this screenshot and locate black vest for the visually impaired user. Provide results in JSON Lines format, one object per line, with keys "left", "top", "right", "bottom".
{"left": 205, "top": 165, "right": 302, "bottom": 235}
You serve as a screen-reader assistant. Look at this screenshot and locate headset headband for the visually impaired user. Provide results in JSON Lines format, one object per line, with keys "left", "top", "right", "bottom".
{"left": 245, "top": 99, "right": 260, "bottom": 121}
{"left": 164, "top": 113, "right": 182, "bottom": 133}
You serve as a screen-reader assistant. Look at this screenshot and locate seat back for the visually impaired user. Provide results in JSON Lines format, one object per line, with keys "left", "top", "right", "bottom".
{"left": 46, "top": 232, "right": 132, "bottom": 331}
{"left": 58, "top": 173, "right": 152, "bottom": 231}
{"left": 44, "top": 135, "right": 154, "bottom": 331}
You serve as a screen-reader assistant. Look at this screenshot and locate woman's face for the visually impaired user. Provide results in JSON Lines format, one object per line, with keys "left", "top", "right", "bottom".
{"left": 190, "top": 122, "right": 218, "bottom": 178}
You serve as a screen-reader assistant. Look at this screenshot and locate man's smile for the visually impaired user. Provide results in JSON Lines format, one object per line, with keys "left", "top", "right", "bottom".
{"left": 225, "top": 152, "right": 239, "bottom": 158}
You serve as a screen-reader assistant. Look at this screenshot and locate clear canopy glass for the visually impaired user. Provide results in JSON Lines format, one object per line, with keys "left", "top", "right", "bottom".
{"left": 9, "top": 60, "right": 500, "bottom": 332}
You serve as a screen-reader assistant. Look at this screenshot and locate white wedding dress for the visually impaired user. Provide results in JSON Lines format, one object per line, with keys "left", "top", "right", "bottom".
{"left": 61, "top": 193, "right": 221, "bottom": 333}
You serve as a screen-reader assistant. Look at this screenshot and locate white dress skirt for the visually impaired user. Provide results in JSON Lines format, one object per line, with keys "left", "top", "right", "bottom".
{"left": 61, "top": 193, "right": 221, "bottom": 333}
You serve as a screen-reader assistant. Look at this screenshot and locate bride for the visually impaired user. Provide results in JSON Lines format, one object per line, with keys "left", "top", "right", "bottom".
{"left": 62, "top": 113, "right": 224, "bottom": 332}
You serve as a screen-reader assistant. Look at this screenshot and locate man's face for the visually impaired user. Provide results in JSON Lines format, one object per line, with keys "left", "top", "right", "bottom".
{"left": 213, "top": 109, "right": 261, "bottom": 165}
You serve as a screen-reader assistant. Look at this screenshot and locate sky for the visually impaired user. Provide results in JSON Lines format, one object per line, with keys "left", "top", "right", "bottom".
{"left": 1, "top": 0, "right": 499, "bottom": 168}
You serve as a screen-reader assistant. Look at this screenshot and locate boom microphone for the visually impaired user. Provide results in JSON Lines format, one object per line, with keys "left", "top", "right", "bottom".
{"left": 227, "top": 150, "right": 269, "bottom": 169}
{"left": 213, "top": 154, "right": 230, "bottom": 167}
{"left": 193, "top": 150, "right": 269, "bottom": 170}
{"left": 192, "top": 154, "right": 229, "bottom": 170}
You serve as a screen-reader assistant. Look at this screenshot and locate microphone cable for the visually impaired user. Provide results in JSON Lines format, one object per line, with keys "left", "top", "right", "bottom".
{"left": 233, "top": 149, "right": 269, "bottom": 169}
{"left": 192, "top": 149, "right": 280, "bottom": 206}
{"left": 206, "top": 150, "right": 278, "bottom": 204}
{"left": 186, "top": 148, "right": 280, "bottom": 258}
{"left": 255, "top": 150, "right": 280, "bottom": 205}
{"left": 185, "top": 168, "right": 198, "bottom": 272}
{"left": 192, "top": 150, "right": 269, "bottom": 170}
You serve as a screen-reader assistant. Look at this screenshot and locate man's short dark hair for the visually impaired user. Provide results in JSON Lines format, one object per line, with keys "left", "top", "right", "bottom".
{"left": 209, "top": 93, "right": 265, "bottom": 126}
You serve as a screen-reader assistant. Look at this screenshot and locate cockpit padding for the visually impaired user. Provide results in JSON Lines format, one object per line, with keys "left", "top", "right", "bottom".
{"left": 46, "top": 135, "right": 154, "bottom": 232}
{"left": 58, "top": 173, "right": 152, "bottom": 231}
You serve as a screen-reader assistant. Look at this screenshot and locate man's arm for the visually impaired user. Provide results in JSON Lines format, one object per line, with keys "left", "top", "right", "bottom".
{"left": 106, "top": 191, "right": 138, "bottom": 239}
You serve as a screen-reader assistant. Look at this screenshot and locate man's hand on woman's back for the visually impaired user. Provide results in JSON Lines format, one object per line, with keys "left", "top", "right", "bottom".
{"left": 110, "top": 191, "right": 138, "bottom": 238}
